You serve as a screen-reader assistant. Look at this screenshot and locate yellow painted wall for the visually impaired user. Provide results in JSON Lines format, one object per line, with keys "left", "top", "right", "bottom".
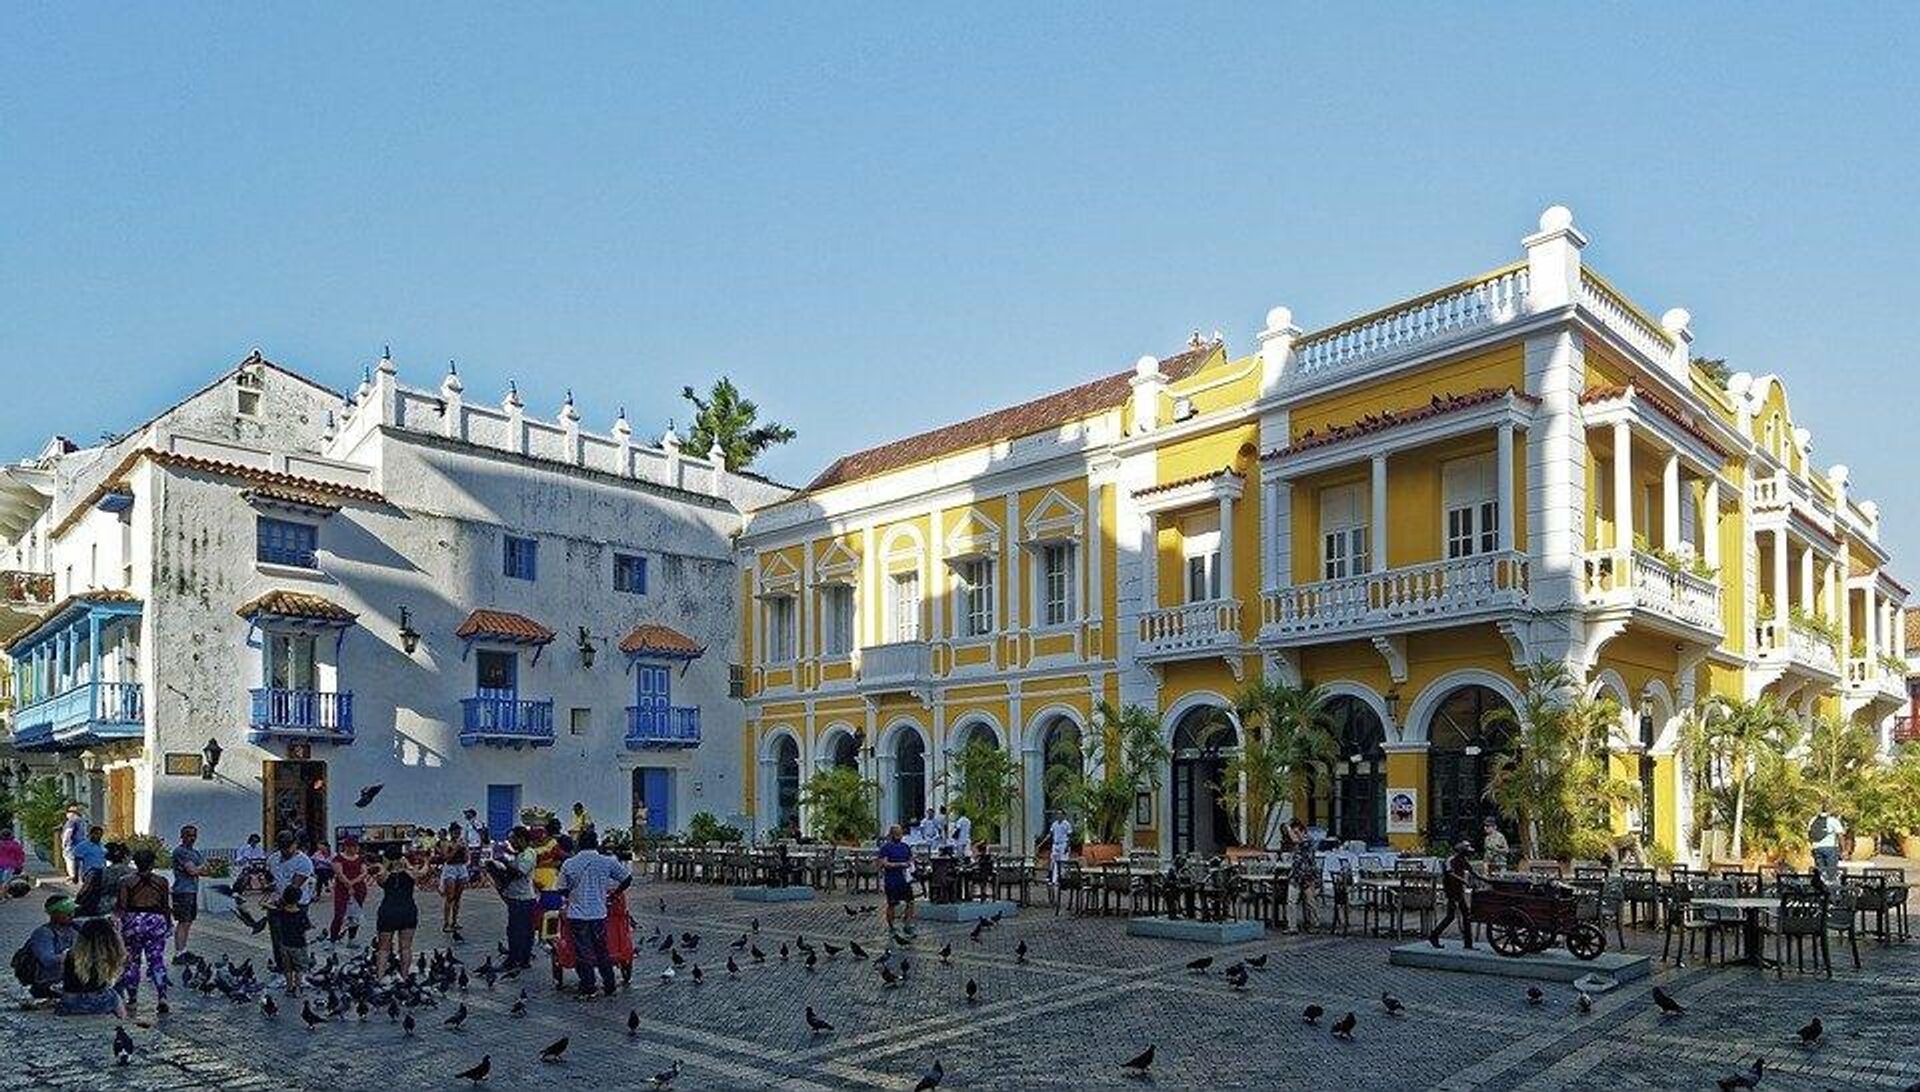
{"left": 1288, "top": 345, "right": 1525, "bottom": 441}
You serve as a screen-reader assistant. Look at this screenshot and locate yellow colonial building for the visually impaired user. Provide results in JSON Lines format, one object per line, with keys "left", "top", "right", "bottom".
{"left": 736, "top": 205, "right": 1907, "bottom": 860}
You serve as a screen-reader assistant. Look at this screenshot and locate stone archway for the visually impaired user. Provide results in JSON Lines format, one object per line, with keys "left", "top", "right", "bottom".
{"left": 1170, "top": 705, "right": 1239, "bottom": 857}
{"left": 1424, "top": 684, "right": 1517, "bottom": 848}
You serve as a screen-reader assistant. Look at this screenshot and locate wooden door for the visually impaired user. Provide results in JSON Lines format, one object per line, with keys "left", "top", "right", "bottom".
{"left": 105, "top": 767, "right": 135, "bottom": 839}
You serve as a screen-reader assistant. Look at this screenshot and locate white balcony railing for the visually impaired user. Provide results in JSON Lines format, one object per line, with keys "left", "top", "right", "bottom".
{"left": 1261, "top": 552, "right": 1529, "bottom": 639}
{"left": 1138, "top": 599, "right": 1242, "bottom": 659}
{"left": 1844, "top": 657, "right": 1907, "bottom": 698}
{"left": 1578, "top": 271, "right": 1675, "bottom": 367}
{"left": 1754, "top": 618, "right": 1842, "bottom": 678}
{"left": 856, "top": 640, "right": 932, "bottom": 690}
{"left": 1286, "top": 267, "right": 1530, "bottom": 389}
{"left": 1581, "top": 549, "right": 1722, "bottom": 633}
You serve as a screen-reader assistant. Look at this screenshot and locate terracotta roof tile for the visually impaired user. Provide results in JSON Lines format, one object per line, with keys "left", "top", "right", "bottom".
{"left": 1579, "top": 383, "right": 1731, "bottom": 458}
{"left": 455, "top": 608, "right": 555, "bottom": 644}
{"left": 236, "top": 590, "right": 357, "bottom": 624}
{"left": 618, "top": 623, "right": 705, "bottom": 658}
{"left": 801, "top": 339, "right": 1221, "bottom": 493}
{"left": 1262, "top": 387, "right": 1532, "bottom": 461}
{"left": 242, "top": 487, "right": 342, "bottom": 513}
{"left": 1132, "top": 468, "right": 1241, "bottom": 499}
{"left": 52, "top": 446, "right": 383, "bottom": 539}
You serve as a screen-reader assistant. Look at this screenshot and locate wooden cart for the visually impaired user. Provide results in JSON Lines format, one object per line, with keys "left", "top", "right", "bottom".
{"left": 1473, "top": 878, "right": 1607, "bottom": 960}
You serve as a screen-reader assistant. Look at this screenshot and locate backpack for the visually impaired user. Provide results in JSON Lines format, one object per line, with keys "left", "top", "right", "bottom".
{"left": 10, "top": 940, "right": 36, "bottom": 987}
{"left": 1808, "top": 814, "right": 1831, "bottom": 844}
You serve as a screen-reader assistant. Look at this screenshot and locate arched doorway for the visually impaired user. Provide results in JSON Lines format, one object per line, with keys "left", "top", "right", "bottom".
{"left": 1426, "top": 685, "right": 1516, "bottom": 848}
{"left": 825, "top": 729, "right": 859, "bottom": 770}
{"left": 1039, "top": 716, "right": 1082, "bottom": 827}
{"left": 1171, "top": 707, "right": 1238, "bottom": 857}
{"left": 950, "top": 720, "right": 998, "bottom": 754}
{"left": 773, "top": 734, "right": 801, "bottom": 837}
{"left": 1317, "top": 696, "right": 1386, "bottom": 846}
{"left": 893, "top": 731, "right": 926, "bottom": 828}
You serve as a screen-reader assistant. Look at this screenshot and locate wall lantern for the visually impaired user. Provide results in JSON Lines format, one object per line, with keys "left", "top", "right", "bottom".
{"left": 577, "top": 626, "right": 596, "bottom": 670}
{"left": 398, "top": 607, "right": 421, "bottom": 655}
{"left": 201, "top": 738, "right": 223, "bottom": 780}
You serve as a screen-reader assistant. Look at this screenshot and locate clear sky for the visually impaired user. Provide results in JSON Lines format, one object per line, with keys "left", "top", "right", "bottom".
{"left": 3, "top": 5, "right": 1916, "bottom": 574}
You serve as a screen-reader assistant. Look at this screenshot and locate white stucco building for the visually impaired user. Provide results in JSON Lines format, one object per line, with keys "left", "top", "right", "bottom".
{"left": 0, "top": 351, "right": 785, "bottom": 853}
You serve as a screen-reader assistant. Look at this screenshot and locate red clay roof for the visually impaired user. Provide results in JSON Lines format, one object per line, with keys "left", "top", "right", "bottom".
{"left": 1132, "top": 467, "right": 1241, "bottom": 499}
{"left": 801, "top": 339, "right": 1222, "bottom": 493}
{"left": 455, "top": 609, "right": 555, "bottom": 644}
{"left": 618, "top": 623, "right": 705, "bottom": 658}
{"left": 1580, "top": 383, "right": 1731, "bottom": 458}
{"left": 52, "top": 446, "right": 382, "bottom": 539}
{"left": 236, "top": 590, "right": 358, "bottom": 624}
{"left": 242, "top": 487, "right": 343, "bottom": 513}
{"left": 1262, "top": 388, "right": 1533, "bottom": 461}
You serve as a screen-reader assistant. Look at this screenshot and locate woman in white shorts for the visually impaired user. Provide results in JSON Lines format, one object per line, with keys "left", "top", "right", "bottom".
{"left": 437, "top": 823, "right": 469, "bottom": 938}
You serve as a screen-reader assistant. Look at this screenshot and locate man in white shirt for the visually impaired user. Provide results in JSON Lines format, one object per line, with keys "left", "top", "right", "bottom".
{"left": 950, "top": 811, "right": 973, "bottom": 852}
{"left": 265, "top": 831, "right": 315, "bottom": 993}
{"left": 557, "top": 830, "right": 632, "bottom": 998}
{"left": 917, "top": 809, "right": 943, "bottom": 849}
{"left": 1809, "top": 808, "right": 1846, "bottom": 883}
{"left": 1047, "top": 815, "right": 1073, "bottom": 887}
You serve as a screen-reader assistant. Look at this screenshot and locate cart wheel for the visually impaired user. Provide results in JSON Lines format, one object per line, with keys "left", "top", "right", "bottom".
{"left": 1486, "top": 910, "right": 1534, "bottom": 957}
{"left": 1567, "top": 923, "right": 1607, "bottom": 960}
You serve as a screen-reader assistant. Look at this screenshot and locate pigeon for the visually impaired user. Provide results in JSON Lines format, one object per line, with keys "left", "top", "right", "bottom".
{"left": 823, "top": 943, "right": 843, "bottom": 958}
{"left": 1302, "top": 1004, "right": 1324, "bottom": 1025}
{"left": 629, "top": 1009, "right": 642, "bottom": 1037}
{"left": 356, "top": 998, "right": 370, "bottom": 1022}
{"left": 1716, "top": 1057, "right": 1765, "bottom": 1091}
{"left": 848, "top": 941, "right": 869, "bottom": 960}
{"left": 1332, "top": 1012, "right": 1357, "bottom": 1040}
{"left": 1576, "top": 991, "right": 1593, "bottom": 1014}
{"left": 965, "top": 978, "right": 979, "bottom": 1004}
{"left": 805, "top": 1006, "right": 834, "bottom": 1034}
{"left": 445, "top": 1002, "right": 470, "bottom": 1029}
{"left": 386, "top": 998, "right": 401, "bottom": 1022}
{"left": 914, "top": 1058, "right": 945, "bottom": 1092}
{"left": 1381, "top": 991, "right": 1404, "bottom": 1016}
{"left": 805, "top": 951, "right": 819, "bottom": 972}
{"left": 691, "top": 964, "right": 705, "bottom": 983}
{"left": 113, "top": 1025, "right": 135, "bottom": 1065}
{"left": 726, "top": 956, "right": 740, "bottom": 976}
{"left": 650, "top": 1061, "right": 681, "bottom": 1088}
{"left": 731, "top": 934, "right": 749, "bottom": 950}
{"left": 938, "top": 943, "right": 952, "bottom": 965}
{"left": 970, "top": 921, "right": 987, "bottom": 942}
{"left": 354, "top": 784, "right": 384, "bottom": 808}
{"left": 1651, "top": 986, "right": 1685, "bottom": 1016}
{"left": 261, "top": 995, "right": 279, "bottom": 1017}
{"left": 658, "top": 898, "right": 667, "bottom": 914}
{"left": 509, "top": 999, "right": 528, "bottom": 1018}
{"left": 1121, "top": 1045, "right": 1155, "bottom": 1076}
{"left": 779, "top": 944, "right": 790, "bottom": 963}
{"left": 1185, "top": 956, "right": 1212, "bottom": 973}
{"left": 1526, "top": 986, "right": 1544, "bottom": 1006}
{"left": 659, "top": 966, "right": 676, "bottom": 982}
{"left": 1246, "top": 954, "right": 1269, "bottom": 970}
{"left": 233, "top": 905, "right": 270, "bottom": 935}
{"left": 301, "top": 1001, "right": 326, "bottom": 1030}
{"left": 454, "top": 1055, "right": 490, "bottom": 1084}
{"left": 1796, "top": 1017, "right": 1823, "bottom": 1046}
{"left": 540, "top": 1037, "right": 570, "bottom": 1063}
{"left": 1224, "top": 963, "right": 1249, "bottom": 991}
{"left": 749, "top": 944, "right": 766, "bottom": 963}
{"left": 845, "top": 905, "right": 862, "bottom": 917}
{"left": 403, "top": 1012, "right": 416, "bottom": 1035}
{"left": 880, "top": 964, "right": 902, "bottom": 988}
{"left": 1016, "top": 940, "right": 1029, "bottom": 965}
{"left": 458, "top": 970, "right": 469, "bottom": 993}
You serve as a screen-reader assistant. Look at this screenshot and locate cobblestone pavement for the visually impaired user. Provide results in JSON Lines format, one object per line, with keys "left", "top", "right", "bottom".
{"left": 2, "top": 878, "right": 1917, "bottom": 1090}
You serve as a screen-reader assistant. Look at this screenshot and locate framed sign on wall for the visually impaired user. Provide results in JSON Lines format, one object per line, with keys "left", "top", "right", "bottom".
{"left": 1386, "top": 787, "right": 1418, "bottom": 835}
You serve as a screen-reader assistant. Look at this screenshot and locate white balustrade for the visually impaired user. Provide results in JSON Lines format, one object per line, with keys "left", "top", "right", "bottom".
{"left": 1578, "top": 272, "right": 1674, "bottom": 366}
{"left": 1581, "top": 549, "right": 1722, "bottom": 633}
{"left": 1138, "top": 599, "right": 1242, "bottom": 658}
{"left": 1262, "top": 552, "right": 1529, "bottom": 637}
{"left": 1753, "top": 617, "right": 1841, "bottom": 677}
{"left": 1287, "top": 268, "right": 1529, "bottom": 389}
{"left": 1750, "top": 473, "right": 1783, "bottom": 509}
{"left": 856, "top": 640, "right": 932, "bottom": 689}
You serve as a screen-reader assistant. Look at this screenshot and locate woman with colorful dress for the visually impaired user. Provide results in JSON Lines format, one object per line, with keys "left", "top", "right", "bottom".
{"left": 116, "top": 848, "right": 174, "bottom": 1014}
{"left": 550, "top": 884, "right": 634, "bottom": 991}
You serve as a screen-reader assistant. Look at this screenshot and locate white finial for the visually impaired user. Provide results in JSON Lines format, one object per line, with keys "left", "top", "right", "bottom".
{"left": 612, "top": 409, "right": 632, "bottom": 440}
{"left": 1829, "top": 464, "right": 1850, "bottom": 487}
{"left": 708, "top": 438, "right": 726, "bottom": 468}
{"left": 1793, "top": 426, "right": 1812, "bottom": 451}
{"left": 322, "top": 409, "right": 336, "bottom": 441}
{"left": 1726, "top": 371, "right": 1753, "bottom": 397}
{"left": 1660, "top": 308, "right": 1691, "bottom": 335}
{"left": 1538, "top": 205, "right": 1574, "bottom": 233}
{"left": 1264, "top": 305, "right": 1294, "bottom": 332}
{"left": 661, "top": 425, "right": 680, "bottom": 450}
{"left": 355, "top": 367, "right": 372, "bottom": 401}
{"left": 1859, "top": 499, "right": 1879, "bottom": 520}
{"left": 377, "top": 346, "right": 395, "bottom": 376}
{"left": 441, "top": 361, "right": 463, "bottom": 394}
{"left": 1134, "top": 354, "right": 1160, "bottom": 378}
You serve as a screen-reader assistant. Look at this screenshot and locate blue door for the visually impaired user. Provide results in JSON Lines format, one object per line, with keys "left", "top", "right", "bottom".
{"left": 635, "top": 663, "right": 670, "bottom": 736}
{"left": 632, "top": 768, "right": 671, "bottom": 834}
{"left": 486, "top": 784, "right": 521, "bottom": 838}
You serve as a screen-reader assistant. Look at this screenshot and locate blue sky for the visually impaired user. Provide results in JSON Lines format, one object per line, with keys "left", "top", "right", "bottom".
{"left": 3, "top": 5, "right": 1916, "bottom": 574}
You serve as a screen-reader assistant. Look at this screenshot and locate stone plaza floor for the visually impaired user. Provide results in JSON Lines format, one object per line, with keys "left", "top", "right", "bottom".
{"left": 1, "top": 876, "right": 1917, "bottom": 1090}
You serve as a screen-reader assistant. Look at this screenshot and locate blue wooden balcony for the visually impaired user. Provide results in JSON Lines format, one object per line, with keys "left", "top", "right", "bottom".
{"left": 459, "top": 695, "right": 555, "bottom": 747}
{"left": 248, "top": 688, "right": 354, "bottom": 744}
{"left": 10, "top": 680, "right": 143, "bottom": 752}
{"left": 624, "top": 705, "right": 700, "bottom": 749}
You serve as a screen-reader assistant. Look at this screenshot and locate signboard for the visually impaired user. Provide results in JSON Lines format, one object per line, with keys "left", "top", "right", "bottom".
{"left": 287, "top": 742, "right": 313, "bottom": 762}
{"left": 1386, "top": 787, "right": 1418, "bottom": 834}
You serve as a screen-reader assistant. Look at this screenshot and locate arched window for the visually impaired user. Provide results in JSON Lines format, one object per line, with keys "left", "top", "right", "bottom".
{"left": 1320, "top": 696, "right": 1387, "bottom": 845}
{"left": 893, "top": 731, "right": 926, "bottom": 826}
{"left": 773, "top": 735, "right": 801, "bottom": 835}
{"left": 1040, "top": 717, "right": 1083, "bottom": 826}
{"left": 1171, "top": 707, "right": 1238, "bottom": 857}
{"left": 1425, "top": 685, "right": 1516, "bottom": 848}
{"left": 828, "top": 731, "right": 859, "bottom": 770}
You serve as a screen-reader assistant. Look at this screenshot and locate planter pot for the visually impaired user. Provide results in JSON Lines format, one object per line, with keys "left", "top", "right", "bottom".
{"left": 1082, "top": 843, "right": 1124, "bottom": 866}
{"left": 1901, "top": 835, "right": 1920, "bottom": 860}
{"left": 1847, "top": 839, "right": 1878, "bottom": 861}
{"left": 1223, "top": 847, "right": 1272, "bottom": 861}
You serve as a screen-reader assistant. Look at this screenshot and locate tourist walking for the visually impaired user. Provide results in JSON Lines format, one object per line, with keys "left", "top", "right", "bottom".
{"left": 169, "top": 825, "right": 203, "bottom": 958}
{"left": 554, "top": 829, "right": 630, "bottom": 998}
{"left": 1287, "top": 818, "right": 1318, "bottom": 932}
{"left": 569, "top": 801, "right": 596, "bottom": 841}
{"left": 880, "top": 825, "right": 916, "bottom": 940}
{"left": 950, "top": 810, "right": 973, "bottom": 853}
{"left": 76, "top": 840, "right": 127, "bottom": 918}
{"left": 438, "top": 823, "right": 469, "bottom": 939}
{"left": 265, "top": 831, "right": 315, "bottom": 993}
{"left": 0, "top": 828, "right": 26, "bottom": 888}
{"left": 22, "top": 895, "right": 77, "bottom": 1005}
{"left": 371, "top": 847, "right": 430, "bottom": 980}
{"left": 493, "top": 827, "right": 539, "bottom": 971}
{"left": 69, "top": 826, "right": 107, "bottom": 893}
{"left": 58, "top": 806, "right": 86, "bottom": 884}
{"left": 1428, "top": 841, "right": 1482, "bottom": 949}
{"left": 1481, "top": 818, "right": 1511, "bottom": 871}
{"left": 56, "top": 918, "right": 127, "bottom": 1018}
{"left": 327, "top": 837, "right": 371, "bottom": 942}
{"left": 1047, "top": 814, "right": 1073, "bottom": 887}
{"left": 115, "top": 848, "right": 173, "bottom": 1014}
{"left": 1809, "top": 807, "right": 1846, "bottom": 883}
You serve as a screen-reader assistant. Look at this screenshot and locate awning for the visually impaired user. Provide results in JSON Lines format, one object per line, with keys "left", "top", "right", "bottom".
{"left": 618, "top": 623, "right": 705, "bottom": 660}
{"left": 236, "top": 590, "right": 358, "bottom": 627}
{"left": 455, "top": 609, "right": 555, "bottom": 645}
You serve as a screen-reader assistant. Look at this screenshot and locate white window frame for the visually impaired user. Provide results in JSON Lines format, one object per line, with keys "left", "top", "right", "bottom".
{"left": 1181, "top": 513, "right": 1222, "bottom": 604}
{"left": 1319, "top": 483, "right": 1370, "bottom": 580}
{"left": 888, "top": 570, "right": 921, "bottom": 643}
{"left": 1442, "top": 452, "right": 1498, "bottom": 561}
{"left": 764, "top": 595, "right": 797, "bottom": 664}
{"left": 955, "top": 558, "right": 995, "bottom": 638}
{"left": 1037, "top": 541, "right": 1078, "bottom": 627}
{"left": 820, "top": 583, "right": 855, "bottom": 657}
{"left": 264, "top": 630, "right": 318, "bottom": 692}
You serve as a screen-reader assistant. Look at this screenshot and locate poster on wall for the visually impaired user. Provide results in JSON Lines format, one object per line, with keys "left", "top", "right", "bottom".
{"left": 1386, "top": 787, "right": 1418, "bottom": 834}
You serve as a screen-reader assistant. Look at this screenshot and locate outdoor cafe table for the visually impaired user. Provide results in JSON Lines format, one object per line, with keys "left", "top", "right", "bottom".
{"left": 1081, "top": 863, "right": 1151, "bottom": 915}
{"left": 1692, "top": 896, "right": 1778, "bottom": 968}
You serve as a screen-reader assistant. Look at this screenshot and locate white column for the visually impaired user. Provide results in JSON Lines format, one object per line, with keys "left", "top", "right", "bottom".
{"left": 1496, "top": 423, "right": 1515, "bottom": 553}
{"left": 1864, "top": 587, "right": 1879, "bottom": 658}
{"left": 1799, "top": 547, "right": 1815, "bottom": 614}
{"left": 1140, "top": 512, "right": 1158, "bottom": 613}
{"left": 1898, "top": 603, "right": 1908, "bottom": 659}
{"left": 1087, "top": 483, "right": 1104, "bottom": 625}
{"left": 1703, "top": 478, "right": 1721, "bottom": 568}
{"left": 1005, "top": 491, "right": 1022, "bottom": 631}
{"left": 1612, "top": 420, "right": 1633, "bottom": 551}
{"left": 1370, "top": 454, "right": 1388, "bottom": 573}
{"left": 1270, "top": 479, "right": 1293, "bottom": 590}
{"left": 1218, "top": 493, "right": 1235, "bottom": 600}
{"left": 1661, "top": 452, "right": 1680, "bottom": 551}
{"left": 1771, "top": 528, "right": 1789, "bottom": 628}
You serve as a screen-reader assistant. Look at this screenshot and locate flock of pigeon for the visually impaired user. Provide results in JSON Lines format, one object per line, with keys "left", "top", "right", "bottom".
{"left": 99, "top": 886, "right": 1858, "bottom": 1091}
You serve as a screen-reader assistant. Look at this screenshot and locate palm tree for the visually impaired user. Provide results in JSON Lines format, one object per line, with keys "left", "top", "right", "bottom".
{"left": 679, "top": 378, "right": 796, "bottom": 470}
{"left": 1687, "top": 696, "right": 1802, "bottom": 861}
{"left": 1484, "top": 661, "right": 1632, "bottom": 862}
{"left": 1218, "top": 679, "right": 1337, "bottom": 849}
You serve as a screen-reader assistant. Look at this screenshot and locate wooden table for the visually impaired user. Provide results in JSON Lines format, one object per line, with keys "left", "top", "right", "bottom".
{"left": 1692, "top": 896, "right": 1778, "bottom": 967}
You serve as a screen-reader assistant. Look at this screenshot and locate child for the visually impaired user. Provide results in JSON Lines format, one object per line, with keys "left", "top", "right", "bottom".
{"left": 269, "top": 884, "right": 311, "bottom": 995}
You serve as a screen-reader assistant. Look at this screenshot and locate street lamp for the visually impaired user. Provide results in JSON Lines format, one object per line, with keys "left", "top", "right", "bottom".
{"left": 201, "top": 738, "right": 222, "bottom": 781}
{"left": 397, "top": 607, "right": 421, "bottom": 655}
{"left": 577, "top": 626, "right": 596, "bottom": 670}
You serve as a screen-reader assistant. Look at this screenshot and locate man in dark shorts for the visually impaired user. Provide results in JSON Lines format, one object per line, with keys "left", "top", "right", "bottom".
{"left": 878, "top": 825, "right": 916, "bottom": 941}
{"left": 1428, "top": 841, "right": 1483, "bottom": 949}
{"left": 169, "top": 825, "right": 203, "bottom": 960}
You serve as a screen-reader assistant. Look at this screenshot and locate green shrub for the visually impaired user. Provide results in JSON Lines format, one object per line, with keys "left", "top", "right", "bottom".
{"left": 685, "top": 811, "right": 744, "bottom": 846}
{"left": 798, "top": 768, "right": 879, "bottom": 844}
{"left": 15, "top": 777, "right": 70, "bottom": 858}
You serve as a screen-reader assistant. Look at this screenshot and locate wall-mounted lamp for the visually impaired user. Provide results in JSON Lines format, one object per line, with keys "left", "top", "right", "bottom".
{"left": 201, "top": 738, "right": 223, "bottom": 780}
{"left": 398, "top": 607, "right": 421, "bottom": 655}
{"left": 577, "top": 626, "right": 596, "bottom": 670}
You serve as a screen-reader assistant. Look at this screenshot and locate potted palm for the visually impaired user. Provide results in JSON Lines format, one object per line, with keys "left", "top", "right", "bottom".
{"left": 1679, "top": 695, "right": 1802, "bottom": 865}
{"left": 1485, "top": 661, "right": 1635, "bottom": 863}
{"left": 798, "top": 767, "right": 881, "bottom": 846}
{"left": 1216, "top": 679, "right": 1336, "bottom": 855}
{"left": 940, "top": 739, "right": 1020, "bottom": 848}
{"left": 1053, "top": 702, "right": 1167, "bottom": 865}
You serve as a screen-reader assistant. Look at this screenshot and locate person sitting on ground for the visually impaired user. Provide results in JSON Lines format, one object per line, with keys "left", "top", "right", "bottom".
{"left": 56, "top": 918, "right": 127, "bottom": 1017}
{"left": 0, "top": 828, "right": 26, "bottom": 889}
{"left": 20, "top": 895, "right": 77, "bottom": 1006}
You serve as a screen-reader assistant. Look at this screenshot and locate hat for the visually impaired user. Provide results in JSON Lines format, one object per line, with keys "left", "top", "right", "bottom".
{"left": 274, "top": 829, "right": 296, "bottom": 846}
{"left": 1453, "top": 841, "right": 1474, "bottom": 854}
{"left": 45, "top": 895, "right": 76, "bottom": 916}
